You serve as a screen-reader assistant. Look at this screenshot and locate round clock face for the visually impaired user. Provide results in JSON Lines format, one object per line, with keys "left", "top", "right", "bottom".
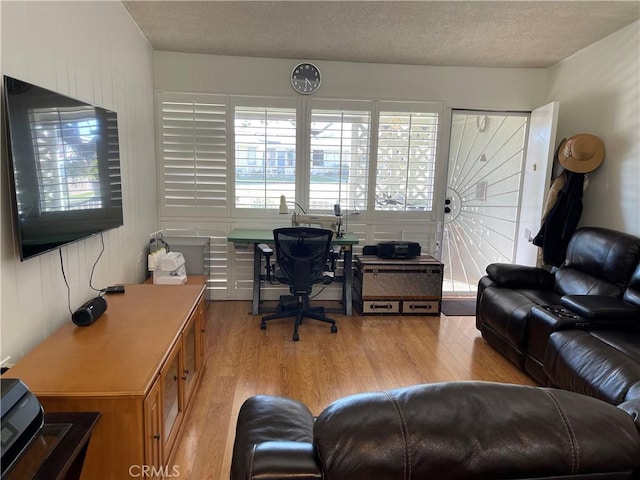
{"left": 291, "top": 63, "right": 321, "bottom": 95}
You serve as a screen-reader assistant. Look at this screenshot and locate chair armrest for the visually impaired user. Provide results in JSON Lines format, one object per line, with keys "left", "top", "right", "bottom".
{"left": 248, "top": 441, "right": 322, "bottom": 480}
{"left": 257, "top": 243, "right": 273, "bottom": 256}
{"left": 561, "top": 295, "right": 640, "bottom": 323}
{"left": 485, "top": 263, "right": 555, "bottom": 290}
{"left": 257, "top": 243, "right": 274, "bottom": 281}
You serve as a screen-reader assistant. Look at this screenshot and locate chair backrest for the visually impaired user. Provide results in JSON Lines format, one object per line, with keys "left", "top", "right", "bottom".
{"left": 273, "top": 227, "right": 333, "bottom": 292}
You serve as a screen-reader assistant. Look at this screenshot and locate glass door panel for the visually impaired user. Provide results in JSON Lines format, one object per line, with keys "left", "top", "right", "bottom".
{"left": 442, "top": 111, "right": 529, "bottom": 295}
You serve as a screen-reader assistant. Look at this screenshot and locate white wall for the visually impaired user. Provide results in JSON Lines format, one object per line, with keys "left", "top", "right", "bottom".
{"left": 1, "top": 1, "right": 157, "bottom": 363}
{"left": 154, "top": 51, "right": 548, "bottom": 109}
{"left": 546, "top": 21, "right": 640, "bottom": 236}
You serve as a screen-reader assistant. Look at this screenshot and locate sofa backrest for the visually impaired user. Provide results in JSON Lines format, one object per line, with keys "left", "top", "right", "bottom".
{"left": 623, "top": 262, "right": 640, "bottom": 309}
{"left": 554, "top": 227, "right": 640, "bottom": 297}
{"left": 313, "top": 381, "right": 640, "bottom": 480}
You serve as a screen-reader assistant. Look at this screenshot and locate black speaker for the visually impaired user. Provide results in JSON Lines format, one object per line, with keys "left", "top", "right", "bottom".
{"left": 72, "top": 296, "right": 107, "bottom": 326}
{"left": 377, "top": 241, "right": 421, "bottom": 259}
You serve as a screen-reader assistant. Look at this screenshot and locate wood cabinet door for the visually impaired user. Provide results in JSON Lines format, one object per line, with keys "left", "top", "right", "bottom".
{"left": 160, "top": 340, "right": 184, "bottom": 460}
{"left": 144, "top": 378, "right": 164, "bottom": 479}
{"left": 182, "top": 314, "right": 199, "bottom": 407}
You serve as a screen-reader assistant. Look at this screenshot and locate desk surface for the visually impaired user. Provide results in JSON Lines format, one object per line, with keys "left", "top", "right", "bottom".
{"left": 228, "top": 228, "right": 359, "bottom": 245}
{"left": 5, "top": 412, "right": 100, "bottom": 480}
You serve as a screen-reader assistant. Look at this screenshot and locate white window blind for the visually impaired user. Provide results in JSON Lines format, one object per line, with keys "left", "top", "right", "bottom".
{"left": 234, "top": 106, "right": 296, "bottom": 209}
{"left": 309, "top": 108, "right": 370, "bottom": 211}
{"left": 376, "top": 110, "right": 439, "bottom": 212}
{"left": 158, "top": 94, "right": 228, "bottom": 209}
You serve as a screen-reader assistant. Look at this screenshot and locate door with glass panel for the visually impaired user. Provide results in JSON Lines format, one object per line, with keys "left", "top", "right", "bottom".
{"left": 442, "top": 111, "right": 529, "bottom": 295}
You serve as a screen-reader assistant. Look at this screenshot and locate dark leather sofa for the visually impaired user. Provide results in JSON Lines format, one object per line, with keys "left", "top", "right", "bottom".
{"left": 476, "top": 227, "right": 640, "bottom": 386}
{"left": 231, "top": 381, "right": 640, "bottom": 479}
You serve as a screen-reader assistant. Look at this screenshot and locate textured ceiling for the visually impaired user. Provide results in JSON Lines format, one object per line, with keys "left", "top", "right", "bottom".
{"left": 122, "top": 1, "right": 640, "bottom": 68}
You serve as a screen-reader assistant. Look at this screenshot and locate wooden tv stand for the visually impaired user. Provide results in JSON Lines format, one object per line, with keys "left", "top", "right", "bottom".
{"left": 4, "top": 278, "right": 207, "bottom": 480}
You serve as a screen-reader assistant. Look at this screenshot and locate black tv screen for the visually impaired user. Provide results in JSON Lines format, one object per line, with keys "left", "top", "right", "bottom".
{"left": 3, "top": 75, "right": 123, "bottom": 260}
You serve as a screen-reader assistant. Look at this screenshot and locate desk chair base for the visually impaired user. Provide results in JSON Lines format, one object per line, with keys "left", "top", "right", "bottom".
{"left": 260, "top": 296, "right": 337, "bottom": 342}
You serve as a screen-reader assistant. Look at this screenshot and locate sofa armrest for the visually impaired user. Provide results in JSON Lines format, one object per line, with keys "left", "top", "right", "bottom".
{"left": 561, "top": 295, "right": 640, "bottom": 324}
{"left": 231, "top": 396, "right": 316, "bottom": 480}
{"left": 247, "top": 441, "right": 322, "bottom": 480}
{"left": 485, "top": 263, "right": 555, "bottom": 290}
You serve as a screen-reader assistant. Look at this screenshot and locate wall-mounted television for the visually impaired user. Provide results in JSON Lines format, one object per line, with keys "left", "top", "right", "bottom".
{"left": 3, "top": 75, "right": 123, "bottom": 260}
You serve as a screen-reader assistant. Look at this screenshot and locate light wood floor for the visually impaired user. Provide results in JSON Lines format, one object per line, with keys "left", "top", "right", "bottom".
{"left": 173, "top": 301, "right": 535, "bottom": 479}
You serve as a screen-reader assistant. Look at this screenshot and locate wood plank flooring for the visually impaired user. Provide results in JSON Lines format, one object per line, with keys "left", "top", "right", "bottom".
{"left": 173, "top": 301, "right": 535, "bottom": 480}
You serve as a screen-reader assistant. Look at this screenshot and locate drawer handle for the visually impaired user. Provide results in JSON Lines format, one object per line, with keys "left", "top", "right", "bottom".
{"left": 173, "top": 375, "right": 178, "bottom": 382}
{"left": 409, "top": 304, "right": 432, "bottom": 310}
{"left": 153, "top": 434, "right": 161, "bottom": 440}
{"left": 370, "top": 303, "right": 393, "bottom": 310}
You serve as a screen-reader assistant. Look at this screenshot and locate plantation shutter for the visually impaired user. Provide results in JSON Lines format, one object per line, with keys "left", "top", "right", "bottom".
{"left": 376, "top": 107, "right": 439, "bottom": 212}
{"left": 234, "top": 104, "right": 297, "bottom": 209}
{"left": 158, "top": 93, "right": 228, "bottom": 213}
{"left": 308, "top": 107, "right": 370, "bottom": 211}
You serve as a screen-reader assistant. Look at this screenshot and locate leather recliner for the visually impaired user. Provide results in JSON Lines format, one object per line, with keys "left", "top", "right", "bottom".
{"left": 231, "top": 381, "right": 640, "bottom": 480}
{"left": 476, "top": 227, "right": 640, "bottom": 384}
{"left": 543, "top": 261, "right": 640, "bottom": 404}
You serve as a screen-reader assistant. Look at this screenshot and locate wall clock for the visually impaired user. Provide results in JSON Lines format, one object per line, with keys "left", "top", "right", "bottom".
{"left": 291, "top": 62, "right": 321, "bottom": 95}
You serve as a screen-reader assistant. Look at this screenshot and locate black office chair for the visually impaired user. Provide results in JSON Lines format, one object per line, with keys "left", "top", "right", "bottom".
{"left": 259, "top": 227, "right": 338, "bottom": 341}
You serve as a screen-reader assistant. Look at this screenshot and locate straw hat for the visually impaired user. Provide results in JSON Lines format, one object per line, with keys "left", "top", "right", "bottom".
{"left": 557, "top": 133, "right": 605, "bottom": 173}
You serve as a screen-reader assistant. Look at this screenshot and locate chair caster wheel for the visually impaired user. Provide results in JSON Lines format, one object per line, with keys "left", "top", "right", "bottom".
{"left": 331, "top": 325, "right": 338, "bottom": 334}
{"left": 260, "top": 322, "right": 267, "bottom": 330}
{"left": 293, "top": 333, "right": 299, "bottom": 341}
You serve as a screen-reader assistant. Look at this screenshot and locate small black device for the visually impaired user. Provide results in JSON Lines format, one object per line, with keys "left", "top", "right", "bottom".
{"left": 104, "top": 285, "right": 125, "bottom": 294}
{"left": 376, "top": 241, "right": 421, "bottom": 259}
{"left": 1, "top": 378, "right": 45, "bottom": 478}
{"left": 72, "top": 296, "right": 107, "bottom": 326}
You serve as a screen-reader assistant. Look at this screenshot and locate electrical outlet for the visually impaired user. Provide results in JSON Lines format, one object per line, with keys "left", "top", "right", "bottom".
{"left": 524, "top": 228, "right": 532, "bottom": 240}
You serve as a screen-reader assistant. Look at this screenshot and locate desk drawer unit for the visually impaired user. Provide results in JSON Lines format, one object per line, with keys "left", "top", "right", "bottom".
{"left": 353, "top": 255, "right": 444, "bottom": 315}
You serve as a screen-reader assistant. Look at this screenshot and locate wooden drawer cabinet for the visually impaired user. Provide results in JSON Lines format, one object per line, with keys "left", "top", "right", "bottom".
{"left": 4, "top": 279, "right": 207, "bottom": 480}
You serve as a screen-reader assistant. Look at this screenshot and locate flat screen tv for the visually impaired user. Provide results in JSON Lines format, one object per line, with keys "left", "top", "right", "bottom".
{"left": 3, "top": 75, "right": 123, "bottom": 260}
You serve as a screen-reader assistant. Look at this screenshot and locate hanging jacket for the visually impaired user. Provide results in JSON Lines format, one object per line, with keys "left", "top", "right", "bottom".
{"left": 532, "top": 172, "right": 585, "bottom": 266}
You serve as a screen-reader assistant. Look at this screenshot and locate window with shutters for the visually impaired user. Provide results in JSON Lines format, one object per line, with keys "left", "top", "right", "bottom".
{"left": 308, "top": 106, "right": 370, "bottom": 211}
{"left": 375, "top": 107, "right": 439, "bottom": 213}
{"left": 158, "top": 93, "right": 228, "bottom": 213}
{"left": 234, "top": 104, "right": 297, "bottom": 210}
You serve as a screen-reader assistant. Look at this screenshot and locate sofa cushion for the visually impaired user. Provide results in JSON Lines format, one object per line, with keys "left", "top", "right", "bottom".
{"left": 545, "top": 330, "right": 640, "bottom": 404}
{"left": 564, "top": 227, "right": 640, "bottom": 285}
{"left": 554, "top": 267, "right": 625, "bottom": 297}
{"left": 313, "top": 382, "right": 640, "bottom": 480}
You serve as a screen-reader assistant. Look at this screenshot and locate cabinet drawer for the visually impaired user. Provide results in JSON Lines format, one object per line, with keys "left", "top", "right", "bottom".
{"left": 358, "top": 300, "right": 401, "bottom": 314}
{"left": 403, "top": 300, "right": 440, "bottom": 315}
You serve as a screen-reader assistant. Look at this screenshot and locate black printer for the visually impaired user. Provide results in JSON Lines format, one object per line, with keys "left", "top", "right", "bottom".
{"left": 1, "top": 378, "right": 44, "bottom": 478}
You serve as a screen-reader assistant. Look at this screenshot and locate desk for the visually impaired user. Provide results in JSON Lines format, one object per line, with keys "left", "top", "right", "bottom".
{"left": 228, "top": 229, "right": 359, "bottom": 315}
{"left": 5, "top": 412, "right": 100, "bottom": 480}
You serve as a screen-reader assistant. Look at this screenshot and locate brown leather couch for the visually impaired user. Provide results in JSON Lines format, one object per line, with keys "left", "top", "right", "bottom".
{"left": 231, "top": 382, "right": 640, "bottom": 480}
{"left": 476, "top": 227, "right": 640, "bottom": 386}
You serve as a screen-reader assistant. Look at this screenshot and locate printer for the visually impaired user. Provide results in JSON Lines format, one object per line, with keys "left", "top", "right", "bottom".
{"left": 1, "top": 378, "right": 44, "bottom": 478}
